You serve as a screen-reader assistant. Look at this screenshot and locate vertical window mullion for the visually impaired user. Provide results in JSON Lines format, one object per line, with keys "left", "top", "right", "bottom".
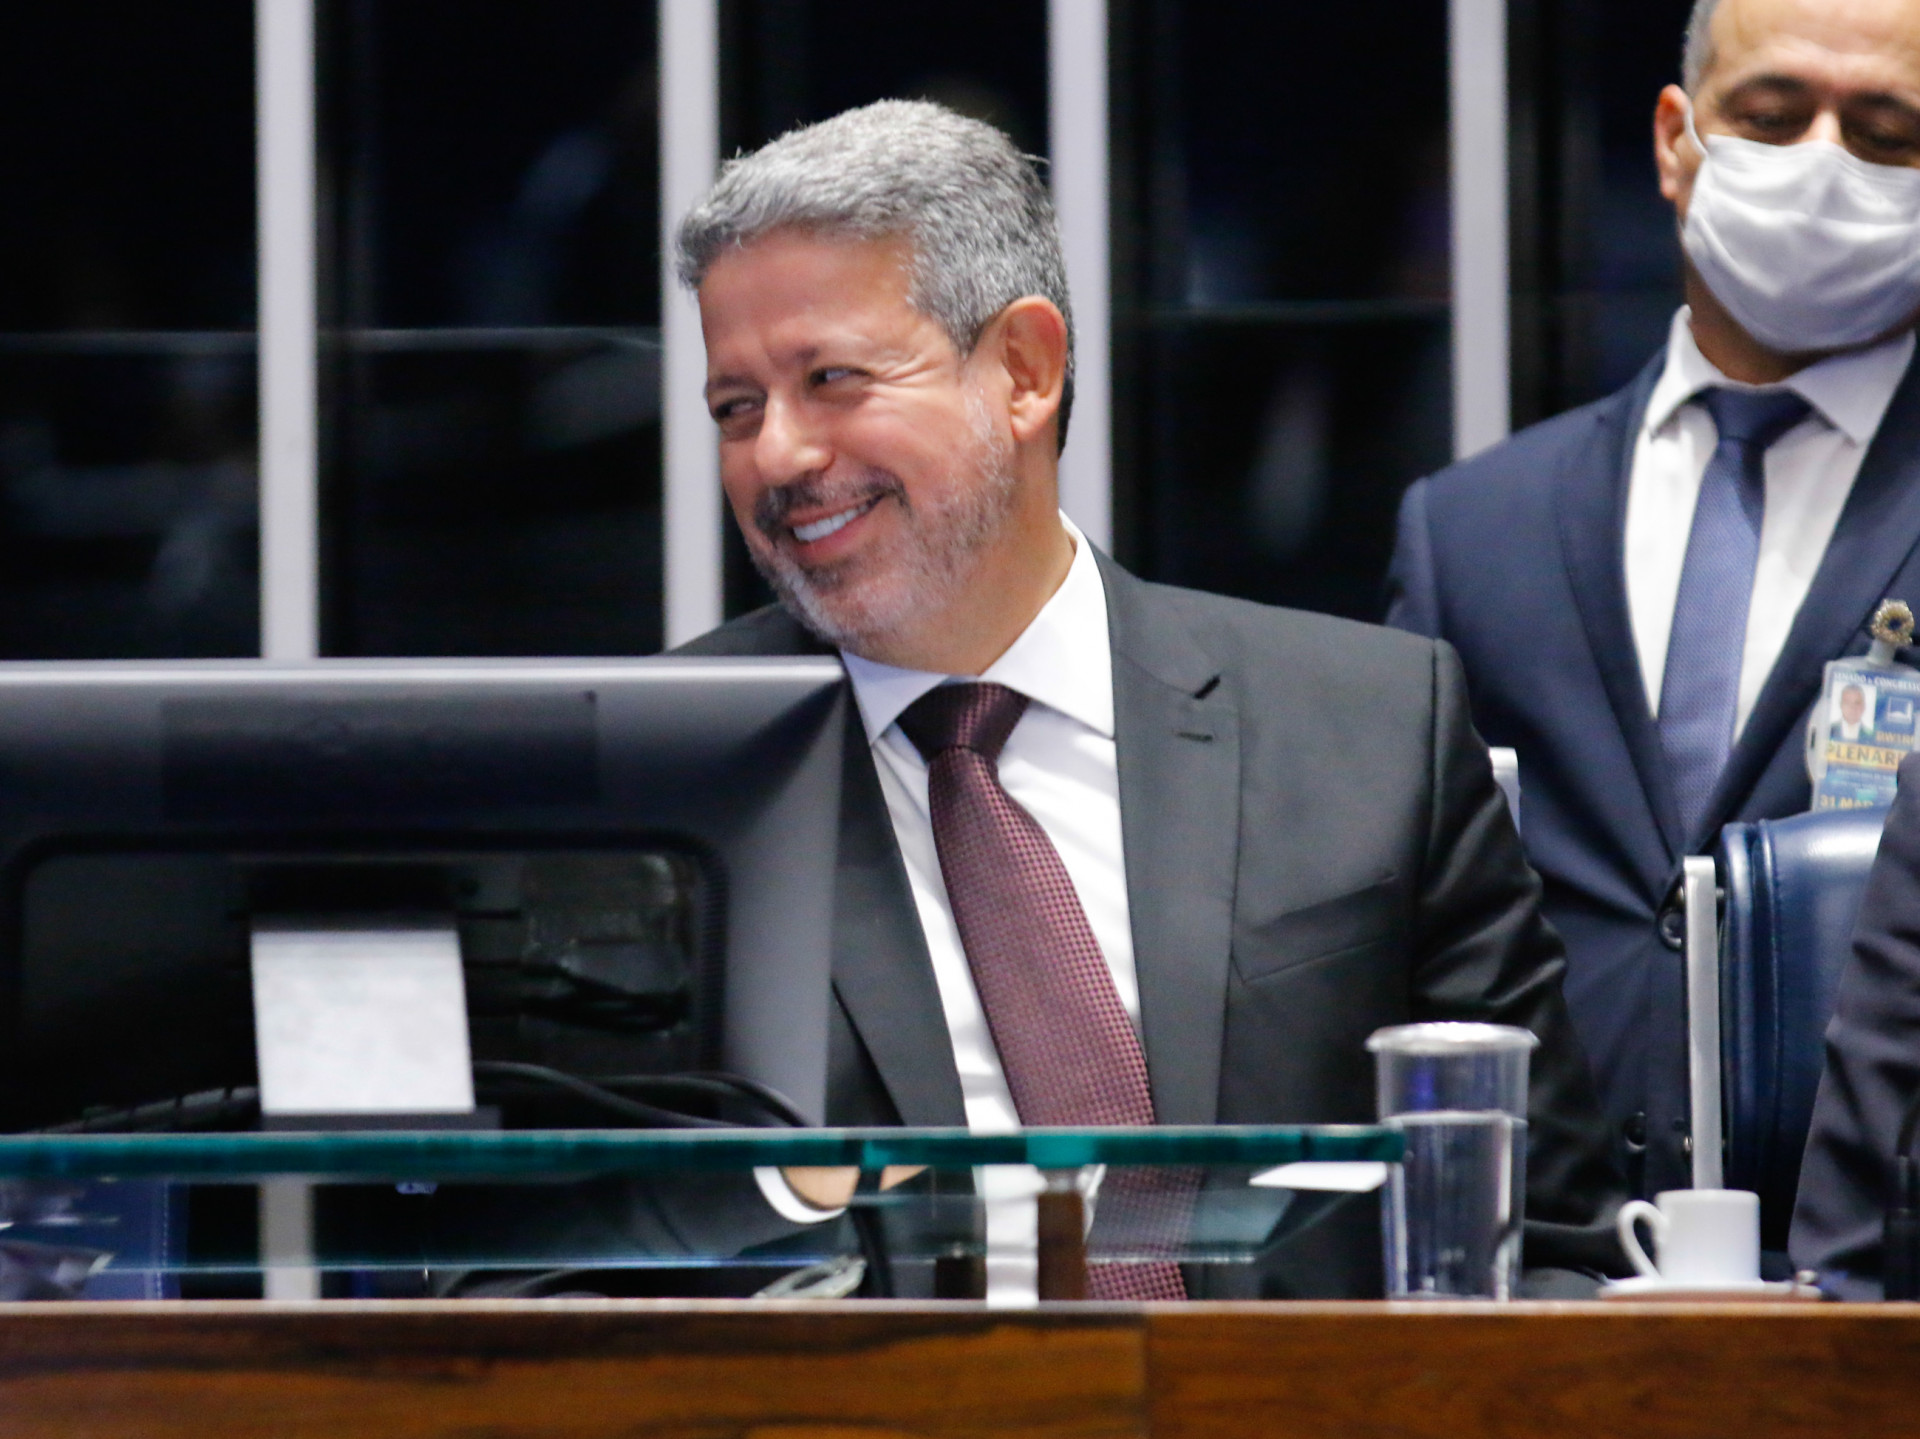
{"left": 1449, "top": 0, "right": 1511, "bottom": 460}
{"left": 1049, "top": 0, "right": 1113, "bottom": 552}
{"left": 256, "top": 0, "right": 320, "bottom": 660}
{"left": 660, "top": 0, "right": 722, "bottom": 648}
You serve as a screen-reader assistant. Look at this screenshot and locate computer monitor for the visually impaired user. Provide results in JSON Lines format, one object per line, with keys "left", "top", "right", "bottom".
{"left": 0, "top": 656, "right": 848, "bottom": 1131}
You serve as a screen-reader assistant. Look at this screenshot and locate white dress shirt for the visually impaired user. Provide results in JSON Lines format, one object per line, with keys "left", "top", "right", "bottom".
{"left": 755, "top": 515, "right": 1133, "bottom": 1306}
{"left": 1624, "top": 307, "right": 1914, "bottom": 736}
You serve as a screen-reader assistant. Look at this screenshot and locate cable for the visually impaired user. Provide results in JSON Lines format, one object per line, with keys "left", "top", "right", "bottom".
{"left": 592, "top": 1072, "right": 809, "bottom": 1128}
{"left": 469, "top": 1061, "right": 736, "bottom": 1129}
{"left": 30, "top": 1087, "right": 262, "bottom": 1135}
{"left": 18, "top": 1066, "right": 804, "bottom": 1136}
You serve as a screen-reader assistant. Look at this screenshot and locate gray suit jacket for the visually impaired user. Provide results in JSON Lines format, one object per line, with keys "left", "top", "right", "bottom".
{"left": 678, "top": 552, "right": 1627, "bottom": 1295}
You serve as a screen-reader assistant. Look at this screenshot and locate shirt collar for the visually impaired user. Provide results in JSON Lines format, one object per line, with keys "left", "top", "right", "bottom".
{"left": 840, "top": 514, "right": 1114, "bottom": 747}
{"left": 1643, "top": 306, "right": 1915, "bottom": 448}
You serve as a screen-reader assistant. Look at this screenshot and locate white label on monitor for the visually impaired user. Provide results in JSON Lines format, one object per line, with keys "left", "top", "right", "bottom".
{"left": 250, "top": 925, "right": 475, "bottom": 1115}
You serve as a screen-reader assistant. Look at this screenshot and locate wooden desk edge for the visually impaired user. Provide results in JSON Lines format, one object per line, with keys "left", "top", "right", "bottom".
{"left": 1, "top": 1300, "right": 1916, "bottom": 1439}
{"left": 5, "top": 1296, "right": 1911, "bottom": 1316}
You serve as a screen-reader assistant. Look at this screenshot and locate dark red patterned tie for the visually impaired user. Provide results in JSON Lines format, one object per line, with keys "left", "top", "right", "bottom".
{"left": 898, "top": 682, "right": 1187, "bottom": 1301}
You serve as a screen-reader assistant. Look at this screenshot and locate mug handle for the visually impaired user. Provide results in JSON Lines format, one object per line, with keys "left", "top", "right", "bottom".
{"left": 1617, "top": 1199, "right": 1665, "bottom": 1278}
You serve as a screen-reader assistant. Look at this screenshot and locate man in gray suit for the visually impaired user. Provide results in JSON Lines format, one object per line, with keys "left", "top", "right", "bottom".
{"left": 673, "top": 100, "right": 1624, "bottom": 1297}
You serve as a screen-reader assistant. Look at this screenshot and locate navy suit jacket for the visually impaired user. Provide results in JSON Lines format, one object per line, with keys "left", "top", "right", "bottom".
{"left": 1387, "top": 347, "right": 1920, "bottom": 1194}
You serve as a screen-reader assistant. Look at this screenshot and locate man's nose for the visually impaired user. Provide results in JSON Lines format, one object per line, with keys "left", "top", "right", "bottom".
{"left": 754, "top": 394, "right": 832, "bottom": 483}
{"left": 1806, "top": 109, "right": 1845, "bottom": 148}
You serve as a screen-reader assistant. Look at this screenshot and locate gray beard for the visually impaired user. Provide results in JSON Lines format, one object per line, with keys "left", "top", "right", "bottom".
{"left": 747, "top": 398, "right": 1018, "bottom": 659}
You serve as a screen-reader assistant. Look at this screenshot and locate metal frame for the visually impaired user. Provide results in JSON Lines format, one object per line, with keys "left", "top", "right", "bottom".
{"left": 253, "top": 1, "right": 1127, "bottom": 653}
{"left": 246, "top": 3, "right": 1521, "bottom": 646}
{"left": 659, "top": 1, "right": 723, "bottom": 647}
{"left": 258, "top": 1178, "right": 319, "bottom": 1301}
{"left": 1048, "top": 0, "right": 1113, "bottom": 552}
{"left": 255, "top": 0, "right": 319, "bottom": 661}
{"left": 1682, "top": 855, "right": 1726, "bottom": 1189}
{"left": 1448, "top": 0, "right": 1511, "bottom": 460}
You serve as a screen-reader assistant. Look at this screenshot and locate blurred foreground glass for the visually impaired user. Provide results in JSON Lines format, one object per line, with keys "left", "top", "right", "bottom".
{"left": 1368, "top": 1022, "right": 1537, "bottom": 1300}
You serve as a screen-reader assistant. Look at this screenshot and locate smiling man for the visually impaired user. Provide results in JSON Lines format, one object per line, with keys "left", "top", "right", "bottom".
{"left": 1389, "top": 0, "right": 1920, "bottom": 1199}
{"left": 700, "top": 225, "right": 1072, "bottom": 677}
{"left": 675, "top": 100, "right": 1623, "bottom": 1300}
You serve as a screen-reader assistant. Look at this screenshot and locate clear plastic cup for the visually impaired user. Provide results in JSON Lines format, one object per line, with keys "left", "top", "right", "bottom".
{"left": 1366, "top": 1022, "right": 1538, "bottom": 1300}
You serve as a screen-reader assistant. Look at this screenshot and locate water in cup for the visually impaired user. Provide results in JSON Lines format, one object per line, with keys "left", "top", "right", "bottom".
{"left": 1367, "top": 1023, "right": 1538, "bottom": 1301}
{"left": 1385, "top": 1110, "right": 1526, "bottom": 1299}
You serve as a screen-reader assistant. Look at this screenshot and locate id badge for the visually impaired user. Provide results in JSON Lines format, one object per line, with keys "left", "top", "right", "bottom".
{"left": 1807, "top": 601, "right": 1920, "bottom": 811}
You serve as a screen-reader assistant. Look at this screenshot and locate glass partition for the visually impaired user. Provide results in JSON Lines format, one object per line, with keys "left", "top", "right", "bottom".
{"left": 1509, "top": 0, "right": 1693, "bottom": 426}
{"left": 0, "top": 5, "right": 258, "bottom": 658}
{"left": 1109, "top": 0, "right": 1452, "bottom": 621}
{"left": 0, "top": 1125, "right": 1399, "bottom": 1300}
{"left": 316, "top": 0, "right": 664, "bottom": 656}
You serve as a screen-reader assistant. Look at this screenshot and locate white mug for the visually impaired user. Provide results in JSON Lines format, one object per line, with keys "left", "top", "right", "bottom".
{"left": 1617, "top": 1189, "right": 1761, "bottom": 1285}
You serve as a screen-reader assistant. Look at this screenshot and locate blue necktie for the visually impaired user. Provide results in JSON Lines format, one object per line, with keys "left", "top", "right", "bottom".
{"left": 1658, "top": 386, "right": 1811, "bottom": 841}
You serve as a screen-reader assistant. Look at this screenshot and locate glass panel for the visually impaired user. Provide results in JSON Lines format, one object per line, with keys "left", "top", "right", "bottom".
{"left": 0, "top": 1127, "right": 1398, "bottom": 1294}
{"left": 319, "top": 0, "right": 662, "bottom": 656}
{"left": 1111, "top": 2, "right": 1450, "bottom": 620}
{"left": 716, "top": 0, "right": 1051, "bottom": 619}
{"left": 0, "top": 1125, "right": 1401, "bottom": 1179}
{"left": 720, "top": 0, "right": 1048, "bottom": 155}
{"left": 1130, "top": 317, "right": 1451, "bottom": 615}
{"left": 0, "top": 5, "right": 258, "bottom": 657}
{"left": 1510, "top": 0, "right": 1694, "bottom": 424}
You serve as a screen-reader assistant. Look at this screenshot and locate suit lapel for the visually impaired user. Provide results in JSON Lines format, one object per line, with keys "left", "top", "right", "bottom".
{"left": 826, "top": 701, "right": 967, "bottom": 1124}
{"left": 1099, "top": 554, "right": 1240, "bottom": 1127}
{"left": 692, "top": 605, "right": 966, "bottom": 1123}
{"left": 1704, "top": 354, "right": 1920, "bottom": 843}
{"left": 1553, "top": 353, "right": 1682, "bottom": 858}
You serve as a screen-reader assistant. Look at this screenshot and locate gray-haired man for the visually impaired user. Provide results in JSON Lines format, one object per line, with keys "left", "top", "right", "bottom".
{"left": 677, "top": 100, "right": 1626, "bottom": 1298}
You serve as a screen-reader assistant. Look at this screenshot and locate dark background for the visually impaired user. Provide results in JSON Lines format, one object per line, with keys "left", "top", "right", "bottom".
{"left": 0, "top": 0, "right": 1695, "bottom": 658}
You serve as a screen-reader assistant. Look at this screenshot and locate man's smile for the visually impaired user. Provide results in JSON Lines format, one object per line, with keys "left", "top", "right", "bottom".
{"left": 791, "top": 496, "right": 882, "bottom": 545}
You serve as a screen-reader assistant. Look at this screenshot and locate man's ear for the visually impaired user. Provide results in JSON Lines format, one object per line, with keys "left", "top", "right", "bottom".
{"left": 989, "top": 296, "right": 1068, "bottom": 447}
{"left": 1654, "top": 83, "right": 1698, "bottom": 212}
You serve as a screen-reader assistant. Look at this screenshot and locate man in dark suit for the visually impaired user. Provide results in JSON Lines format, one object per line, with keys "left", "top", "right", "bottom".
{"left": 1794, "top": 753, "right": 1920, "bottom": 1297}
{"left": 671, "top": 99, "right": 1623, "bottom": 1298}
{"left": 1387, "top": 0, "right": 1920, "bottom": 1196}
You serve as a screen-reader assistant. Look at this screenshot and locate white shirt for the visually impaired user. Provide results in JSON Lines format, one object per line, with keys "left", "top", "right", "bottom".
{"left": 1624, "top": 307, "right": 1914, "bottom": 735}
{"left": 755, "top": 515, "right": 1133, "bottom": 1306}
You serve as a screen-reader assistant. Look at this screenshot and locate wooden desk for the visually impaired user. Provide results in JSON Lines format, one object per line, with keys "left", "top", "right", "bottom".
{"left": 1, "top": 1300, "right": 1915, "bottom": 1437}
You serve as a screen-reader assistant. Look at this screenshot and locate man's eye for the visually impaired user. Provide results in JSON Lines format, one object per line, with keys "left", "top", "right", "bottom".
{"left": 1745, "top": 110, "right": 1805, "bottom": 137}
{"left": 1848, "top": 125, "right": 1920, "bottom": 161}
{"left": 811, "top": 367, "right": 861, "bottom": 387}
{"left": 709, "top": 397, "right": 762, "bottom": 432}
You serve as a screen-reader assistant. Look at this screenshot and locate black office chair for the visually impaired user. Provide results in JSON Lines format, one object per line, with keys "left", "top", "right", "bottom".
{"left": 1682, "top": 807, "right": 1888, "bottom": 1251}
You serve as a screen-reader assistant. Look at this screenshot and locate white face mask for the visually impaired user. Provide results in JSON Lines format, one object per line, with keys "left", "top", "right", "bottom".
{"left": 1681, "top": 97, "right": 1920, "bottom": 354}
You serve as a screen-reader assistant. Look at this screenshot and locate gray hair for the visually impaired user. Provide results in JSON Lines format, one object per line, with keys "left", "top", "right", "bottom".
{"left": 675, "top": 99, "right": 1075, "bottom": 447}
{"left": 1683, "top": 0, "right": 1720, "bottom": 92}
